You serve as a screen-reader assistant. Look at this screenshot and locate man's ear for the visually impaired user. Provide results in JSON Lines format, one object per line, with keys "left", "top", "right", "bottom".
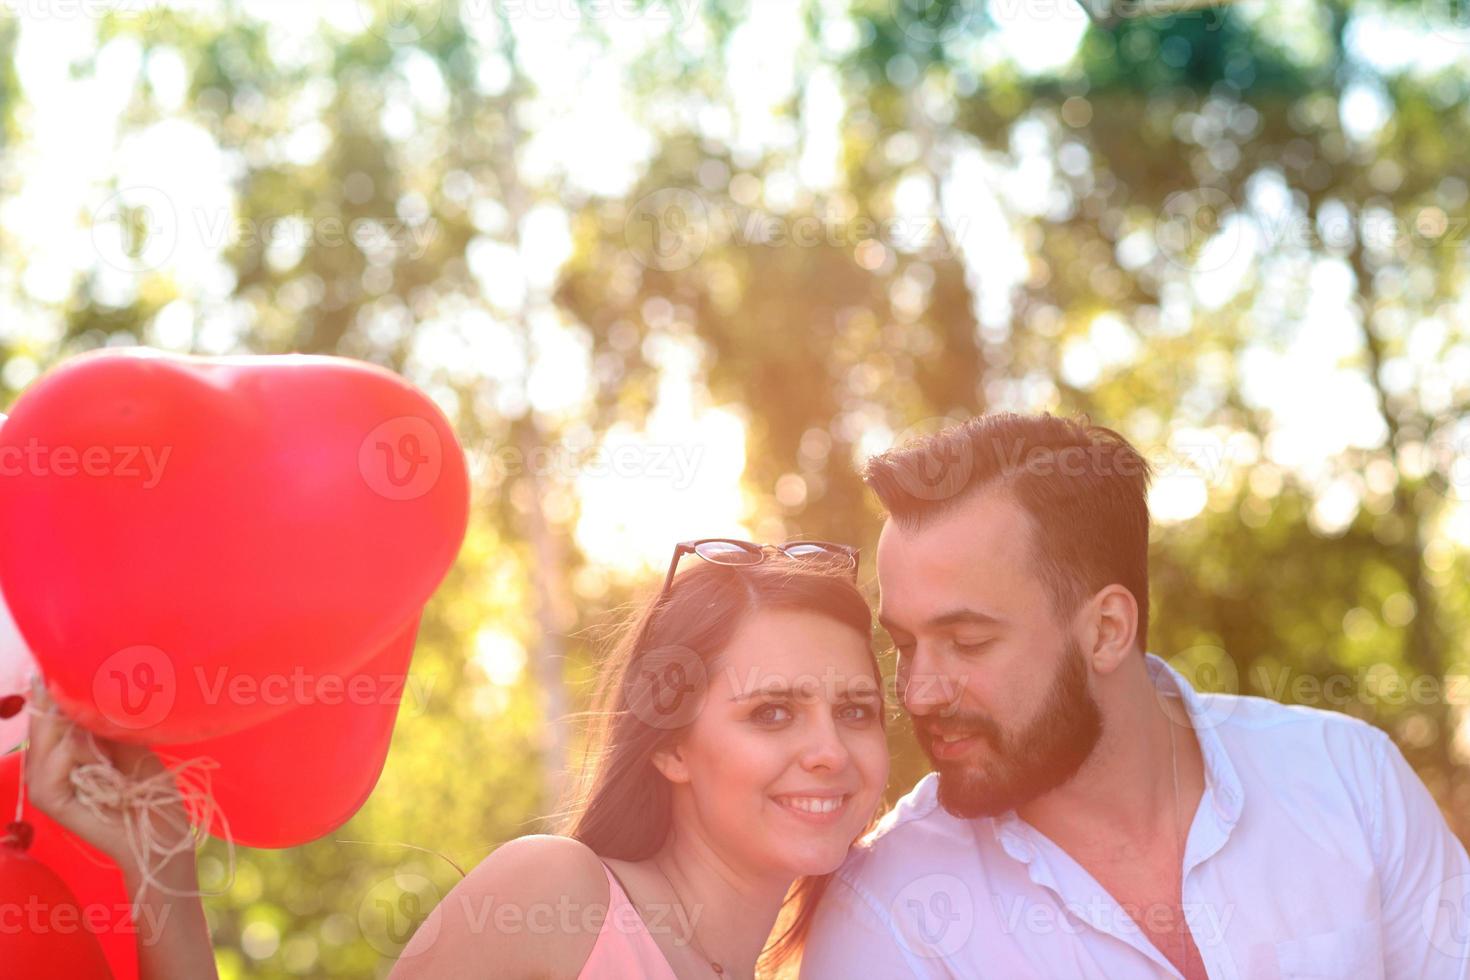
{"left": 1082, "top": 584, "right": 1138, "bottom": 676}
{"left": 651, "top": 739, "right": 691, "bottom": 784}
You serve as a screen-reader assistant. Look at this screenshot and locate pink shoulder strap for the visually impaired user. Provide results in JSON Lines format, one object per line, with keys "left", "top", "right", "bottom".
{"left": 575, "top": 862, "right": 680, "bottom": 980}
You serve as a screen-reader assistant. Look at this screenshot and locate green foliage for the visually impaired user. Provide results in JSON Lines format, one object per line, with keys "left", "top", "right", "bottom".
{"left": 3, "top": 0, "right": 1470, "bottom": 974}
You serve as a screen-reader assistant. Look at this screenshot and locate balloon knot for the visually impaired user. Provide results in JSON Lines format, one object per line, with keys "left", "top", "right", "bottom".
{"left": 3, "top": 819, "right": 33, "bottom": 851}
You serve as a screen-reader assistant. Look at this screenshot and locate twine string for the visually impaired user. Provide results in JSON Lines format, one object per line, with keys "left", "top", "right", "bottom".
{"left": 335, "top": 838, "right": 468, "bottom": 879}
{"left": 11, "top": 746, "right": 22, "bottom": 826}
{"left": 23, "top": 698, "right": 237, "bottom": 912}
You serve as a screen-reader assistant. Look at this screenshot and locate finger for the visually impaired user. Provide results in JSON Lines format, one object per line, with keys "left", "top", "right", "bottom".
{"left": 25, "top": 676, "right": 72, "bottom": 766}
{"left": 109, "top": 739, "right": 165, "bottom": 782}
{"left": 24, "top": 677, "right": 87, "bottom": 805}
{"left": 24, "top": 733, "right": 75, "bottom": 811}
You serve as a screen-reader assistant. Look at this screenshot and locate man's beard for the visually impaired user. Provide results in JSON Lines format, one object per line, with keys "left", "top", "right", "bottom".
{"left": 920, "top": 637, "right": 1103, "bottom": 819}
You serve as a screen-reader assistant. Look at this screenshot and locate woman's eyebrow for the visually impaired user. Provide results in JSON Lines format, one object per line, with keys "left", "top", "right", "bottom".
{"left": 728, "top": 681, "right": 884, "bottom": 702}
{"left": 729, "top": 686, "right": 789, "bottom": 702}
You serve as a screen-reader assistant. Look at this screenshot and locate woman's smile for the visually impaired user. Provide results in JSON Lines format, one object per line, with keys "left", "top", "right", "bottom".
{"left": 769, "top": 790, "right": 854, "bottom": 825}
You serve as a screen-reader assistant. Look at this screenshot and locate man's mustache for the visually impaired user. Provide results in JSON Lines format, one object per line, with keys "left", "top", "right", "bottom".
{"left": 917, "top": 713, "right": 1001, "bottom": 744}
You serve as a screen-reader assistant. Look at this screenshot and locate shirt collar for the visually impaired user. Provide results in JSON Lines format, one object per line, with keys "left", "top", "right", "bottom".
{"left": 989, "top": 652, "right": 1245, "bottom": 861}
{"left": 1145, "top": 652, "right": 1245, "bottom": 825}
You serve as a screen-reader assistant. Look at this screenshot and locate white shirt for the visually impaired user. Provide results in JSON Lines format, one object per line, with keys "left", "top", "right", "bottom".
{"left": 801, "top": 655, "right": 1470, "bottom": 979}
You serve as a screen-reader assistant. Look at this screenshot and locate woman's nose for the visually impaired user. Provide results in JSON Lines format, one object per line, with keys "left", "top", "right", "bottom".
{"left": 799, "top": 713, "right": 853, "bottom": 771}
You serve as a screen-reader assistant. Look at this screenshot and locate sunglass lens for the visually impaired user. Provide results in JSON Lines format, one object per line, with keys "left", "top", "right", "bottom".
{"left": 783, "top": 542, "right": 854, "bottom": 567}
{"left": 694, "top": 540, "right": 763, "bottom": 565}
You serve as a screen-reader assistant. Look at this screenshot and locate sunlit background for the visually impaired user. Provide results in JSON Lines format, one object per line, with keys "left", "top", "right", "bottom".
{"left": 4, "top": 0, "right": 1470, "bottom": 975}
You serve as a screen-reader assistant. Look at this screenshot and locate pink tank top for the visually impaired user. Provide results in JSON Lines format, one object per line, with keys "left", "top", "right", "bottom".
{"left": 577, "top": 861, "right": 680, "bottom": 980}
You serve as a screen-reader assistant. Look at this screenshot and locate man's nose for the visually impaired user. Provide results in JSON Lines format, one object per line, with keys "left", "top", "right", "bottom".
{"left": 901, "top": 644, "right": 955, "bottom": 716}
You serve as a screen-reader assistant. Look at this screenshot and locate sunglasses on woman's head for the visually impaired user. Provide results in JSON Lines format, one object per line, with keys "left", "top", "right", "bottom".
{"left": 660, "top": 539, "right": 859, "bottom": 595}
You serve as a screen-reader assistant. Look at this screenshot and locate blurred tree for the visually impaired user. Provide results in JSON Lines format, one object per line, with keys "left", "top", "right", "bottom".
{"left": 1, "top": 0, "right": 1469, "bottom": 976}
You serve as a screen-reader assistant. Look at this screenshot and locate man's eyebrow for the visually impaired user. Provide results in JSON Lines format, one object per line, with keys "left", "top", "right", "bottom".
{"left": 930, "top": 609, "right": 1005, "bottom": 628}
{"left": 879, "top": 608, "right": 1005, "bottom": 635}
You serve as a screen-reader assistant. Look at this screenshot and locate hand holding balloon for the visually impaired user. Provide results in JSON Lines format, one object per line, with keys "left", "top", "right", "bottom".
{"left": 23, "top": 678, "right": 219, "bottom": 979}
{"left": 24, "top": 678, "right": 193, "bottom": 884}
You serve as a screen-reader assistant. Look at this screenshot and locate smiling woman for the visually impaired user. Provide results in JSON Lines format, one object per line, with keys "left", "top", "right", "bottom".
{"left": 387, "top": 552, "right": 890, "bottom": 980}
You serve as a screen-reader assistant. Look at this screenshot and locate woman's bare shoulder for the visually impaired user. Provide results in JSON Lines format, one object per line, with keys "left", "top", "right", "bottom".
{"left": 471, "top": 834, "right": 608, "bottom": 888}
{"left": 387, "top": 835, "right": 611, "bottom": 980}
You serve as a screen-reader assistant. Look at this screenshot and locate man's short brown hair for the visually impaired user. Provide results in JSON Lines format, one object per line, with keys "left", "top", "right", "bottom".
{"left": 863, "top": 413, "right": 1154, "bottom": 651}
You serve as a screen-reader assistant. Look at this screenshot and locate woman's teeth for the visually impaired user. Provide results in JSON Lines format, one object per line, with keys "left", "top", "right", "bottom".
{"left": 775, "top": 795, "right": 846, "bottom": 813}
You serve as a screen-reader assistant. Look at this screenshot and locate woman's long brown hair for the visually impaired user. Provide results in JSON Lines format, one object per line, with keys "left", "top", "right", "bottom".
{"left": 550, "top": 554, "right": 887, "bottom": 976}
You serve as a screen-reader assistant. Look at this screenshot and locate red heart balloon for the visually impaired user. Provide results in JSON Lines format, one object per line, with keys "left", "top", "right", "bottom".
{"left": 161, "top": 611, "right": 424, "bottom": 848}
{"left": 0, "top": 846, "right": 115, "bottom": 979}
{"left": 0, "top": 753, "right": 137, "bottom": 980}
{"left": 0, "top": 349, "right": 468, "bottom": 743}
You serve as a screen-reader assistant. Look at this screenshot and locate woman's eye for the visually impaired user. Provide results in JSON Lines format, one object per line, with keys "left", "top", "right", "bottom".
{"left": 752, "top": 703, "right": 792, "bottom": 724}
{"left": 838, "top": 702, "right": 878, "bottom": 723}
{"left": 953, "top": 639, "right": 992, "bottom": 655}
